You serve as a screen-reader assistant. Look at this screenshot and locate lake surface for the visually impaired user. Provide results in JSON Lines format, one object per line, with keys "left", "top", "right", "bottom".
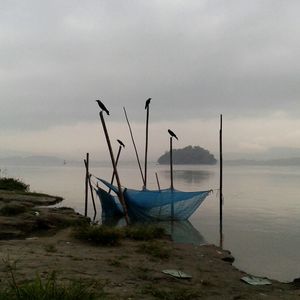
{"left": 2, "top": 162, "right": 300, "bottom": 282}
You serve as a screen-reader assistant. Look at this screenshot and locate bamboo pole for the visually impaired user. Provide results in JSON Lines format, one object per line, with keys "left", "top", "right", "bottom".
{"left": 88, "top": 174, "right": 97, "bottom": 220}
{"left": 155, "top": 172, "right": 161, "bottom": 191}
{"left": 99, "top": 111, "right": 130, "bottom": 225}
{"left": 144, "top": 105, "right": 150, "bottom": 189}
{"left": 123, "top": 107, "right": 145, "bottom": 185}
{"left": 108, "top": 145, "right": 122, "bottom": 194}
{"left": 84, "top": 158, "right": 97, "bottom": 220}
{"left": 84, "top": 153, "right": 89, "bottom": 217}
{"left": 170, "top": 137, "right": 174, "bottom": 190}
{"left": 170, "top": 137, "right": 174, "bottom": 220}
{"left": 219, "top": 114, "right": 223, "bottom": 248}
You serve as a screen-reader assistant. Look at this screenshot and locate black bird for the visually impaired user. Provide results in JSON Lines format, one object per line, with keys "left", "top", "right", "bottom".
{"left": 168, "top": 129, "right": 178, "bottom": 140}
{"left": 117, "top": 139, "right": 125, "bottom": 148}
{"left": 96, "top": 100, "right": 109, "bottom": 115}
{"left": 145, "top": 98, "right": 151, "bottom": 109}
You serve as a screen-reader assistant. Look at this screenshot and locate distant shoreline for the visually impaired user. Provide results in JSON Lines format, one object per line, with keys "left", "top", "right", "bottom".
{"left": 225, "top": 157, "right": 300, "bottom": 166}
{"left": 2, "top": 155, "right": 300, "bottom": 167}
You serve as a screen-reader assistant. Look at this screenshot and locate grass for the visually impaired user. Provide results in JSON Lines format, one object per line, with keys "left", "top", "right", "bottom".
{"left": 0, "top": 257, "right": 104, "bottom": 300}
{"left": 72, "top": 224, "right": 123, "bottom": 246}
{"left": 124, "top": 224, "right": 165, "bottom": 240}
{"left": 0, "top": 177, "right": 29, "bottom": 192}
{"left": 72, "top": 223, "right": 166, "bottom": 246}
{"left": 0, "top": 272, "right": 104, "bottom": 300}
{"left": 136, "top": 241, "right": 171, "bottom": 260}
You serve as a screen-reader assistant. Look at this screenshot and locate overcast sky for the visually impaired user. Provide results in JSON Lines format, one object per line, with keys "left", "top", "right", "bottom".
{"left": 1, "top": 0, "right": 300, "bottom": 160}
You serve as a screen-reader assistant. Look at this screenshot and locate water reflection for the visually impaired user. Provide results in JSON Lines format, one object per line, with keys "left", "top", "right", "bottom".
{"left": 159, "top": 220, "right": 206, "bottom": 245}
{"left": 161, "top": 169, "right": 212, "bottom": 185}
{"left": 101, "top": 218, "right": 206, "bottom": 245}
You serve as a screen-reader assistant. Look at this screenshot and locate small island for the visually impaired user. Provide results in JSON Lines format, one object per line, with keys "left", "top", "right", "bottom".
{"left": 158, "top": 145, "right": 217, "bottom": 165}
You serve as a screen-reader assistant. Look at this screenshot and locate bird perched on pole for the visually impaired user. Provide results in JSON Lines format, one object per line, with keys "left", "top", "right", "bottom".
{"left": 145, "top": 98, "right": 151, "bottom": 109}
{"left": 117, "top": 139, "right": 125, "bottom": 148}
{"left": 168, "top": 129, "right": 178, "bottom": 140}
{"left": 96, "top": 100, "right": 109, "bottom": 115}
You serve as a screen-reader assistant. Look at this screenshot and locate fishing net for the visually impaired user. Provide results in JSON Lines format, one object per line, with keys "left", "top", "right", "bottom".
{"left": 96, "top": 179, "right": 211, "bottom": 222}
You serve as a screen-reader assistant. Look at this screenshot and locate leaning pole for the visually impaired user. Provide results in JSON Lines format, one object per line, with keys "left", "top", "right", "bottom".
{"left": 99, "top": 111, "right": 129, "bottom": 225}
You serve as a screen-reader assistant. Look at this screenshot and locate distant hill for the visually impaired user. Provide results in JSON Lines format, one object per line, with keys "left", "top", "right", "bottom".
{"left": 157, "top": 146, "right": 217, "bottom": 165}
{"left": 0, "top": 155, "right": 65, "bottom": 166}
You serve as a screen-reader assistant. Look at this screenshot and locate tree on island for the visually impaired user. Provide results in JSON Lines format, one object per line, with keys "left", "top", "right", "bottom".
{"left": 157, "top": 145, "right": 217, "bottom": 165}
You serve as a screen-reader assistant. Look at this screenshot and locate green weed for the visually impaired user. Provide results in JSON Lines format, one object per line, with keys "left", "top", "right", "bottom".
{"left": 0, "top": 271, "right": 104, "bottom": 300}
{"left": 72, "top": 224, "right": 123, "bottom": 246}
{"left": 0, "top": 177, "right": 29, "bottom": 192}
{"left": 72, "top": 224, "right": 166, "bottom": 246}
{"left": 125, "top": 224, "right": 165, "bottom": 240}
{"left": 136, "top": 241, "right": 171, "bottom": 260}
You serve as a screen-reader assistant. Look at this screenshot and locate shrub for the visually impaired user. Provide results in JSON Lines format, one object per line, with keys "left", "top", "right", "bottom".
{"left": 0, "top": 177, "right": 29, "bottom": 192}
{"left": 125, "top": 224, "right": 165, "bottom": 240}
{"left": 136, "top": 241, "right": 171, "bottom": 260}
{"left": 0, "top": 272, "right": 101, "bottom": 300}
{"left": 72, "top": 224, "right": 123, "bottom": 246}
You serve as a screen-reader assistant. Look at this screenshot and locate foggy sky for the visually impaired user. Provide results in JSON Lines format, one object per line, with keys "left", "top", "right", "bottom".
{"left": 1, "top": 1, "right": 300, "bottom": 159}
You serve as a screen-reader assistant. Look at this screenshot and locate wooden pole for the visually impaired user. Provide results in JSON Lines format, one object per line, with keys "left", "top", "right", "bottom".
{"left": 84, "top": 152, "right": 89, "bottom": 217}
{"left": 170, "top": 137, "right": 174, "bottom": 190}
{"left": 123, "top": 107, "right": 145, "bottom": 185}
{"left": 108, "top": 145, "right": 122, "bottom": 194}
{"left": 170, "top": 137, "right": 174, "bottom": 220}
{"left": 219, "top": 114, "right": 223, "bottom": 247}
{"left": 144, "top": 105, "right": 150, "bottom": 189}
{"left": 84, "top": 159, "right": 97, "bottom": 220}
{"left": 88, "top": 175, "right": 97, "bottom": 220}
{"left": 155, "top": 172, "right": 161, "bottom": 191}
{"left": 99, "top": 111, "right": 130, "bottom": 225}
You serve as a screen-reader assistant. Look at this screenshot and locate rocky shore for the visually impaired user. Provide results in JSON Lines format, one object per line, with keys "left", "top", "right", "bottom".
{"left": 0, "top": 189, "right": 300, "bottom": 299}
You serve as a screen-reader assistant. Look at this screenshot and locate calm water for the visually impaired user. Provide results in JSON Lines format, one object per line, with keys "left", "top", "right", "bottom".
{"left": 2, "top": 162, "right": 300, "bottom": 282}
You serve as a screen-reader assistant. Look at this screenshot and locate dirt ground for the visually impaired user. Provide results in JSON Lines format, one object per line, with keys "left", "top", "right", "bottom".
{"left": 1, "top": 190, "right": 300, "bottom": 299}
{"left": 0, "top": 228, "right": 299, "bottom": 300}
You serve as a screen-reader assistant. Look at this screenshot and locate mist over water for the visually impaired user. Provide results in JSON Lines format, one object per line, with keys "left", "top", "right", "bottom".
{"left": 3, "top": 162, "right": 300, "bottom": 282}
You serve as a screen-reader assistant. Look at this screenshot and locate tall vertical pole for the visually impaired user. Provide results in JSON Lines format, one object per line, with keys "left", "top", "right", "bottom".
{"left": 84, "top": 152, "right": 89, "bottom": 217}
{"left": 219, "top": 114, "right": 223, "bottom": 247}
{"left": 170, "top": 136, "right": 174, "bottom": 220}
{"left": 99, "top": 112, "right": 130, "bottom": 225}
{"left": 84, "top": 159, "right": 97, "bottom": 220}
{"left": 88, "top": 174, "right": 97, "bottom": 220}
{"left": 170, "top": 137, "right": 174, "bottom": 190}
{"left": 144, "top": 105, "right": 150, "bottom": 189}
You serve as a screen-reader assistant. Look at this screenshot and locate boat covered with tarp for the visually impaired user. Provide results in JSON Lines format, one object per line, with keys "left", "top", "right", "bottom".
{"left": 96, "top": 178, "right": 212, "bottom": 222}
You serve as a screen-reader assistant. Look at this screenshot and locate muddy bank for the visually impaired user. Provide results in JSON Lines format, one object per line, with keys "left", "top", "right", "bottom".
{"left": 0, "top": 228, "right": 300, "bottom": 299}
{"left": 0, "top": 189, "right": 300, "bottom": 299}
{"left": 0, "top": 190, "right": 88, "bottom": 239}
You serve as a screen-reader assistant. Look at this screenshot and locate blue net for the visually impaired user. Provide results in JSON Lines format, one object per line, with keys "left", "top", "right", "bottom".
{"left": 96, "top": 187, "right": 123, "bottom": 220}
{"left": 97, "top": 179, "right": 211, "bottom": 222}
